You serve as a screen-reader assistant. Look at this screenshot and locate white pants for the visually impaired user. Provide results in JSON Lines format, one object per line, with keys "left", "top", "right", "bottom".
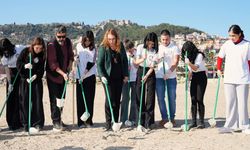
{"left": 224, "top": 83, "right": 249, "bottom": 129}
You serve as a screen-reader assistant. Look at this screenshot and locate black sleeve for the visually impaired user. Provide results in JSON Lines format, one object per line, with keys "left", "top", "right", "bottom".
{"left": 86, "top": 62, "right": 95, "bottom": 70}
{"left": 16, "top": 48, "right": 28, "bottom": 78}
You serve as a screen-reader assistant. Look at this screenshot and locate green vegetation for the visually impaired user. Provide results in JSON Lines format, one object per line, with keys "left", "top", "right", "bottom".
{"left": 0, "top": 21, "right": 202, "bottom": 45}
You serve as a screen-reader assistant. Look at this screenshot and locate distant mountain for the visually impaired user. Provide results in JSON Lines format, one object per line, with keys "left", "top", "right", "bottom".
{"left": 0, "top": 20, "right": 203, "bottom": 45}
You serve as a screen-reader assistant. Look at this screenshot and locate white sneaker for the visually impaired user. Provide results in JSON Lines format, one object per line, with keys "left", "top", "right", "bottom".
{"left": 218, "top": 127, "right": 232, "bottom": 134}
{"left": 125, "top": 120, "right": 133, "bottom": 127}
{"left": 242, "top": 129, "right": 250, "bottom": 134}
{"left": 29, "top": 127, "right": 40, "bottom": 134}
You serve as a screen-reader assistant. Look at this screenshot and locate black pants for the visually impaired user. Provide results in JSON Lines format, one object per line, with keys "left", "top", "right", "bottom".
{"left": 190, "top": 71, "right": 207, "bottom": 121}
{"left": 19, "top": 78, "right": 44, "bottom": 129}
{"left": 47, "top": 78, "right": 65, "bottom": 124}
{"left": 6, "top": 68, "right": 22, "bottom": 130}
{"left": 136, "top": 66, "right": 156, "bottom": 128}
{"left": 103, "top": 78, "right": 123, "bottom": 124}
{"left": 76, "top": 75, "right": 96, "bottom": 126}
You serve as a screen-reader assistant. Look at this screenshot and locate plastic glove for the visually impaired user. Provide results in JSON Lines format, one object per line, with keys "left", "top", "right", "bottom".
{"left": 101, "top": 77, "right": 107, "bottom": 84}
{"left": 217, "top": 70, "right": 223, "bottom": 77}
{"left": 26, "top": 74, "right": 37, "bottom": 83}
{"left": 74, "top": 56, "right": 80, "bottom": 65}
{"left": 184, "top": 58, "right": 190, "bottom": 65}
{"left": 8, "top": 84, "right": 13, "bottom": 94}
{"left": 79, "top": 75, "right": 84, "bottom": 83}
{"left": 24, "top": 63, "right": 32, "bottom": 69}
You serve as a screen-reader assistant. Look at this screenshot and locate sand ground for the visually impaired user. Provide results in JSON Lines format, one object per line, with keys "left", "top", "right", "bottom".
{"left": 1, "top": 79, "right": 250, "bottom": 150}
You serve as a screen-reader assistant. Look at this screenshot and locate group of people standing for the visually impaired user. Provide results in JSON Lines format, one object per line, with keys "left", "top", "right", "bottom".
{"left": 0, "top": 24, "right": 250, "bottom": 134}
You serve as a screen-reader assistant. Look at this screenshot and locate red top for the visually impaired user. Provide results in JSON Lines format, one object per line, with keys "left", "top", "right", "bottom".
{"left": 47, "top": 40, "right": 74, "bottom": 84}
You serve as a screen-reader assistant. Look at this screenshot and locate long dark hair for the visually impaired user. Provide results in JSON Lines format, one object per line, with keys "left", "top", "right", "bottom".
{"left": 81, "top": 30, "right": 95, "bottom": 50}
{"left": 143, "top": 32, "right": 158, "bottom": 53}
{"left": 0, "top": 38, "right": 16, "bottom": 58}
{"left": 228, "top": 24, "right": 244, "bottom": 38}
{"left": 181, "top": 41, "right": 205, "bottom": 64}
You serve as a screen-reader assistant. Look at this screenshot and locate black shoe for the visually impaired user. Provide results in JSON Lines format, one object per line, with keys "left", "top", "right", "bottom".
{"left": 9, "top": 126, "right": 21, "bottom": 131}
{"left": 197, "top": 122, "right": 205, "bottom": 129}
{"left": 105, "top": 123, "right": 111, "bottom": 131}
{"left": 61, "top": 122, "right": 69, "bottom": 128}
{"left": 189, "top": 123, "right": 197, "bottom": 129}
{"left": 53, "top": 122, "right": 66, "bottom": 132}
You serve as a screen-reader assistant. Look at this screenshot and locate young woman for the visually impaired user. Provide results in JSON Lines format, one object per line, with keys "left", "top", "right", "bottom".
{"left": 0, "top": 38, "right": 25, "bottom": 130}
{"left": 16, "top": 37, "right": 46, "bottom": 132}
{"left": 120, "top": 39, "right": 138, "bottom": 126}
{"left": 181, "top": 41, "right": 207, "bottom": 129}
{"left": 217, "top": 25, "right": 250, "bottom": 133}
{"left": 97, "top": 28, "right": 128, "bottom": 131}
{"left": 75, "top": 30, "right": 97, "bottom": 128}
{"left": 135, "top": 32, "right": 158, "bottom": 130}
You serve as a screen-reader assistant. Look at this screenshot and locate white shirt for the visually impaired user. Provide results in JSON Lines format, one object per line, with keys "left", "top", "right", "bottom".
{"left": 136, "top": 44, "right": 157, "bottom": 67}
{"left": 75, "top": 43, "right": 97, "bottom": 79}
{"left": 1, "top": 45, "right": 25, "bottom": 68}
{"left": 127, "top": 51, "right": 138, "bottom": 82}
{"left": 156, "top": 42, "right": 180, "bottom": 78}
{"left": 218, "top": 40, "right": 250, "bottom": 84}
{"left": 188, "top": 53, "right": 207, "bottom": 73}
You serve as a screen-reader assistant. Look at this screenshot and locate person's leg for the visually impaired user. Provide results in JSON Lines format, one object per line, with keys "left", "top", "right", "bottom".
{"left": 82, "top": 75, "right": 96, "bottom": 125}
{"left": 103, "top": 83, "right": 112, "bottom": 130}
{"left": 190, "top": 76, "right": 198, "bottom": 128}
{"left": 196, "top": 72, "right": 207, "bottom": 128}
{"left": 224, "top": 84, "right": 238, "bottom": 129}
{"left": 136, "top": 67, "right": 146, "bottom": 127}
{"left": 76, "top": 80, "right": 85, "bottom": 127}
{"left": 129, "top": 82, "right": 138, "bottom": 124}
{"left": 113, "top": 79, "right": 123, "bottom": 123}
{"left": 47, "top": 78, "right": 63, "bottom": 125}
{"left": 236, "top": 84, "right": 249, "bottom": 130}
{"left": 31, "top": 80, "right": 45, "bottom": 128}
{"left": 18, "top": 78, "right": 29, "bottom": 131}
{"left": 145, "top": 73, "right": 156, "bottom": 128}
{"left": 155, "top": 78, "right": 167, "bottom": 122}
{"left": 120, "top": 82, "right": 129, "bottom": 123}
{"left": 7, "top": 68, "right": 22, "bottom": 130}
{"left": 167, "top": 78, "right": 177, "bottom": 122}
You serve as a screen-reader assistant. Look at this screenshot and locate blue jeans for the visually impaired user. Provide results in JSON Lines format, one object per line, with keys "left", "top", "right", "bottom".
{"left": 156, "top": 78, "right": 177, "bottom": 120}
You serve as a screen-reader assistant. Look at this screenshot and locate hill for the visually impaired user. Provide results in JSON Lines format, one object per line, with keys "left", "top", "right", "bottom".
{"left": 0, "top": 20, "right": 202, "bottom": 45}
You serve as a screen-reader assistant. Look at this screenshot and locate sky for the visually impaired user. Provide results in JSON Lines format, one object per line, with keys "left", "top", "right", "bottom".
{"left": 0, "top": 0, "right": 249, "bottom": 39}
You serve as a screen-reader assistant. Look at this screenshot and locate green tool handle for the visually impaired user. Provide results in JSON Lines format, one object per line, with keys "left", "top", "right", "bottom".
{"left": 184, "top": 51, "right": 188, "bottom": 131}
{"left": 213, "top": 76, "right": 221, "bottom": 119}
{"left": 77, "top": 65, "right": 89, "bottom": 113}
{"left": 163, "top": 60, "right": 171, "bottom": 121}
{"left": 104, "top": 83, "right": 115, "bottom": 123}
{"left": 138, "top": 49, "right": 147, "bottom": 126}
{"left": 28, "top": 53, "right": 32, "bottom": 134}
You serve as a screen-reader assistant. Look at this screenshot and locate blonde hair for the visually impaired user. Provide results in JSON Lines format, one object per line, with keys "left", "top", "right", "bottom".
{"left": 101, "top": 28, "right": 121, "bottom": 52}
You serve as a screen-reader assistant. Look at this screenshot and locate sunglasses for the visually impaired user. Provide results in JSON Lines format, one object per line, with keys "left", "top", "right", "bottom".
{"left": 57, "top": 35, "right": 66, "bottom": 39}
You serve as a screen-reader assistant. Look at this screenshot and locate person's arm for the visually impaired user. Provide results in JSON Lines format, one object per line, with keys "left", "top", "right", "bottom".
{"left": 169, "top": 54, "right": 180, "bottom": 72}
{"left": 47, "top": 43, "right": 67, "bottom": 80}
{"left": 67, "top": 41, "right": 74, "bottom": 72}
{"left": 142, "top": 67, "right": 154, "bottom": 82}
{"left": 134, "top": 46, "right": 146, "bottom": 65}
{"left": 121, "top": 43, "right": 128, "bottom": 82}
{"left": 186, "top": 54, "right": 203, "bottom": 72}
{"left": 97, "top": 46, "right": 107, "bottom": 78}
{"left": 134, "top": 57, "right": 145, "bottom": 65}
{"left": 16, "top": 48, "right": 28, "bottom": 78}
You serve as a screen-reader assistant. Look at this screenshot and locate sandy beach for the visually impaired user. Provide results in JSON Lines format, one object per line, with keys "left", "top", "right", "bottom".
{"left": 1, "top": 79, "right": 250, "bottom": 150}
